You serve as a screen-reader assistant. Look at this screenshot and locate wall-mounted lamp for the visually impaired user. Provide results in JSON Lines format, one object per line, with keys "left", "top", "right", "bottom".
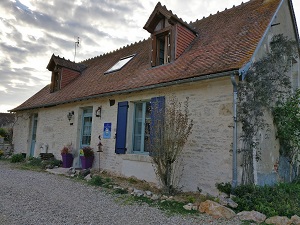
{"left": 67, "top": 111, "right": 74, "bottom": 124}
{"left": 109, "top": 99, "right": 115, "bottom": 106}
{"left": 95, "top": 106, "right": 102, "bottom": 118}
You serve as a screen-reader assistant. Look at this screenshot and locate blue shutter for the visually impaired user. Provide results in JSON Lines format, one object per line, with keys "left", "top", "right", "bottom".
{"left": 115, "top": 101, "right": 128, "bottom": 154}
{"left": 150, "top": 96, "right": 165, "bottom": 156}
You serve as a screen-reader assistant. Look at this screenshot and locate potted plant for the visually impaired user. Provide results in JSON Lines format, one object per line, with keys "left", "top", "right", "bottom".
{"left": 80, "top": 146, "right": 94, "bottom": 169}
{"left": 61, "top": 144, "right": 73, "bottom": 168}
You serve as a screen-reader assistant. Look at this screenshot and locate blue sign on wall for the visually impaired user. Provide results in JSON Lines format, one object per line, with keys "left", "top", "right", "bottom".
{"left": 103, "top": 123, "right": 111, "bottom": 139}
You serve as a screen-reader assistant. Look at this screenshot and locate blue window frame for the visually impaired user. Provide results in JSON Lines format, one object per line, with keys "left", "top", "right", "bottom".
{"left": 80, "top": 108, "right": 93, "bottom": 147}
{"left": 133, "top": 101, "right": 151, "bottom": 153}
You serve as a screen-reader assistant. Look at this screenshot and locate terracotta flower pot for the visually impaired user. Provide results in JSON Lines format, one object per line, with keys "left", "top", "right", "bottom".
{"left": 61, "top": 153, "right": 73, "bottom": 168}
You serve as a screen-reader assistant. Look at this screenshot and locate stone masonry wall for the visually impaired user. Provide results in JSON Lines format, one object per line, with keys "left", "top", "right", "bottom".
{"left": 13, "top": 76, "right": 237, "bottom": 195}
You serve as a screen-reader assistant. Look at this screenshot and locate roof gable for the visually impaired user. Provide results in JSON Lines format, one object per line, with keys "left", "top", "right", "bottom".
{"left": 143, "top": 2, "right": 196, "bottom": 35}
{"left": 47, "top": 54, "right": 87, "bottom": 72}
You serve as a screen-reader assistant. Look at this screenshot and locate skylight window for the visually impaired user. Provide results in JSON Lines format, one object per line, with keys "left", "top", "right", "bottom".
{"left": 105, "top": 54, "right": 136, "bottom": 74}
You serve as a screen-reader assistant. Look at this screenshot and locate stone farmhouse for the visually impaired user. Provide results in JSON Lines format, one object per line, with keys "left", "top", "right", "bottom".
{"left": 11, "top": 0, "right": 300, "bottom": 194}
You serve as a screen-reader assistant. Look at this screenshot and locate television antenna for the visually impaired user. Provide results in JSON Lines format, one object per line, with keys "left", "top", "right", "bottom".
{"left": 74, "top": 37, "right": 80, "bottom": 62}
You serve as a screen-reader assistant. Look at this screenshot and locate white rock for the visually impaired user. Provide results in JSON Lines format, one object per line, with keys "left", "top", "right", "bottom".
{"left": 84, "top": 174, "right": 92, "bottom": 181}
{"left": 237, "top": 210, "right": 266, "bottom": 223}
{"left": 183, "top": 203, "right": 193, "bottom": 211}
{"left": 265, "top": 216, "right": 291, "bottom": 225}
{"left": 151, "top": 194, "right": 160, "bottom": 201}
{"left": 291, "top": 215, "right": 300, "bottom": 225}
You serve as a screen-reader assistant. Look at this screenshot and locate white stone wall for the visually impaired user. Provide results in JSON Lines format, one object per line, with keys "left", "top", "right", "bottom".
{"left": 247, "top": 0, "right": 299, "bottom": 184}
{"left": 13, "top": 76, "right": 236, "bottom": 195}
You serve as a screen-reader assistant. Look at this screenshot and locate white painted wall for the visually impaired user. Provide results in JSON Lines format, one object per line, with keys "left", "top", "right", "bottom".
{"left": 13, "top": 76, "right": 235, "bottom": 194}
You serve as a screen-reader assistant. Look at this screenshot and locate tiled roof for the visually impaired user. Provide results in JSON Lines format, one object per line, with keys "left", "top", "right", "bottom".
{"left": 13, "top": 0, "right": 281, "bottom": 111}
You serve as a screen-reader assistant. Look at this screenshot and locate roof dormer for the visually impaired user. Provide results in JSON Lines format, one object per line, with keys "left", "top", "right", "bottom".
{"left": 47, "top": 54, "right": 87, "bottom": 93}
{"left": 143, "top": 2, "right": 197, "bottom": 67}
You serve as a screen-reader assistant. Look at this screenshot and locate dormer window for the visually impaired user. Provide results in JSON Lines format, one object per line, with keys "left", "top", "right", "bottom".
{"left": 144, "top": 3, "right": 197, "bottom": 68}
{"left": 50, "top": 68, "right": 61, "bottom": 92}
{"left": 47, "top": 54, "right": 87, "bottom": 93}
{"left": 152, "top": 29, "right": 172, "bottom": 67}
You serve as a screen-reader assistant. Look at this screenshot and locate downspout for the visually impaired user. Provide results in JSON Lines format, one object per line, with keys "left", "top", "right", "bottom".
{"left": 231, "top": 73, "right": 238, "bottom": 188}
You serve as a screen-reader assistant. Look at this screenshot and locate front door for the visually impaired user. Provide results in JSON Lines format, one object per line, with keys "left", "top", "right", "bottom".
{"left": 80, "top": 107, "right": 93, "bottom": 149}
{"left": 30, "top": 114, "right": 38, "bottom": 157}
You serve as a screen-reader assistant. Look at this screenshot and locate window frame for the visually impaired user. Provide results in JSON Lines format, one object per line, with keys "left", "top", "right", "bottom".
{"left": 50, "top": 68, "right": 61, "bottom": 93}
{"left": 132, "top": 100, "right": 151, "bottom": 154}
{"left": 104, "top": 54, "right": 136, "bottom": 74}
{"left": 151, "top": 28, "right": 172, "bottom": 67}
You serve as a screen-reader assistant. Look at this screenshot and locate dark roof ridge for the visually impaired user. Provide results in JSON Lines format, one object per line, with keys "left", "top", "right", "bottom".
{"left": 80, "top": 38, "right": 149, "bottom": 63}
{"left": 189, "top": 0, "right": 251, "bottom": 26}
{"left": 159, "top": 3, "right": 196, "bottom": 31}
{"left": 52, "top": 54, "right": 73, "bottom": 63}
{"left": 48, "top": 54, "right": 87, "bottom": 72}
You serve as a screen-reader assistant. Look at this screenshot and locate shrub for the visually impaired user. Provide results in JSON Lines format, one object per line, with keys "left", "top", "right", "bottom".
{"left": 41, "top": 159, "right": 61, "bottom": 169}
{"left": 10, "top": 153, "right": 25, "bottom": 163}
{"left": 80, "top": 146, "right": 94, "bottom": 157}
{"left": 27, "top": 157, "right": 43, "bottom": 167}
{"left": 89, "top": 175, "right": 104, "bottom": 186}
{"left": 233, "top": 183, "right": 300, "bottom": 217}
{"left": 0, "top": 128, "right": 8, "bottom": 141}
{"left": 216, "top": 182, "right": 232, "bottom": 196}
{"left": 113, "top": 188, "right": 128, "bottom": 194}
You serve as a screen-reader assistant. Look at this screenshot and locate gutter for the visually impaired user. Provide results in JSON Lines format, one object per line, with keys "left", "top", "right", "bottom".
{"left": 11, "top": 69, "right": 239, "bottom": 112}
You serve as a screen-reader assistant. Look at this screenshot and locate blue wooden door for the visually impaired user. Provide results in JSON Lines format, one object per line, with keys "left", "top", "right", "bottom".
{"left": 80, "top": 108, "right": 93, "bottom": 148}
{"left": 78, "top": 108, "right": 93, "bottom": 167}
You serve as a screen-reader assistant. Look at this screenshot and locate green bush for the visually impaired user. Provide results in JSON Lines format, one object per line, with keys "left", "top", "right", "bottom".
{"left": 27, "top": 157, "right": 43, "bottom": 167}
{"left": 41, "top": 159, "right": 61, "bottom": 169}
{"left": 0, "top": 128, "right": 8, "bottom": 141}
{"left": 113, "top": 188, "right": 128, "bottom": 194}
{"left": 10, "top": 153, "right": 25, "bottom": 163}
{"left": 88, "top": 175, "right": 105, "bottom": 186}
{"left": 233, "top": 183, "right": 300, "bottom": 217}
{"left": 216, "top": 182, "right": 232, "bottom": 196}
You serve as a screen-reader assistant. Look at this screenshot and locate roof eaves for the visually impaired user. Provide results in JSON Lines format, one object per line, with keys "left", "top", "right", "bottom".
{"left": 10, "top": 69, "right": 239, "bottom": 112}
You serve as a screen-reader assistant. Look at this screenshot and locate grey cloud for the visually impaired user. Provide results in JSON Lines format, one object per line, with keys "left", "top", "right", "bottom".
{"left": 0, "top": 43, "right": 28, "bottom": 64}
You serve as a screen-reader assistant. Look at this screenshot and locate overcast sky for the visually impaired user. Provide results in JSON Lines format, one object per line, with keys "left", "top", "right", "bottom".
{"left": 0, "top": 0, "right": 299, "bottom": 113}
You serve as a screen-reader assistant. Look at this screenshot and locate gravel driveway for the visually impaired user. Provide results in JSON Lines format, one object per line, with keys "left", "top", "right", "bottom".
{"left": 0, "top": 161, "right": 242, "bottom": 225}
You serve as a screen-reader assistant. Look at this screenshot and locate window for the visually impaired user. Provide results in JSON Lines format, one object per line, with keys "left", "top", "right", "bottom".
{"left": 53, "top": 71, "right": 61, "bottom": 91}
{"left": 114, "top": 96, "right": 165, "bottom": 155}
{"left": 81, "top": 108, "right": 93, "bottom": 146}
{"left": 50, "top": 70, "right": 61, "bottom": 92}
{"left": 105, "top": 54, "right": 135, "bottom": 74}
{"left": 151, "top": 32, "right": 171, "bottom": 67}
{"left": 133, "top": 101, "right": 151, "bottom": 153}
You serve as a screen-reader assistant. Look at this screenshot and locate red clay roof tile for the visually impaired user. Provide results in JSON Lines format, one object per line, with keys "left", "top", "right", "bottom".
{"left": 13, "top": 0, "right": 281, "bottom": 111}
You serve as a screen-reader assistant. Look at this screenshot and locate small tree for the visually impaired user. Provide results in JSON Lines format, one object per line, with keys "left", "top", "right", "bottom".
{"left": 149, "top": 96, "right": 193, "bottom": 194}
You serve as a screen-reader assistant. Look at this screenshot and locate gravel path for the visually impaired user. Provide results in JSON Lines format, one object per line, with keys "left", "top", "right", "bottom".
{"left": 0, "top": 161, "right": 242, "bottom": 225}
